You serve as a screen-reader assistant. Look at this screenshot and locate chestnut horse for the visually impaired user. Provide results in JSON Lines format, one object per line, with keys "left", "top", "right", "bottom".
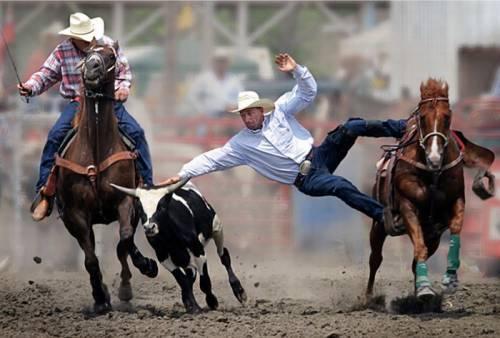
{"left": 53, "top": 42, "right": 157, "bottom": 313}
{"left": 367, "top": 79, "right": 494, "bottom": 300}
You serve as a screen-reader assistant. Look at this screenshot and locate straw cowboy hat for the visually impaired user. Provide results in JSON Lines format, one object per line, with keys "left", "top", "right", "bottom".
{"left": 230, "top": 91, "right": 275, "bottom": 114}
{"left": 58, "top": 12, "right": 104, "bottom": 42}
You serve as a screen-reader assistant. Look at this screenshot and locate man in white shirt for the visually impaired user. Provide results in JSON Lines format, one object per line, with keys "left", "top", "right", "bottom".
{"left": 183, "top": 52, "right": 243, "bottom": 117}
{"left": 160, "top": 53, "right": 406, "bottom": 224}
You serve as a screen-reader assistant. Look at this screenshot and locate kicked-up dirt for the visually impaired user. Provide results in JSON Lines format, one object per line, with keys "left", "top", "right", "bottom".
{"left": 0, "top": 249, "right": 498, "bottom": 338}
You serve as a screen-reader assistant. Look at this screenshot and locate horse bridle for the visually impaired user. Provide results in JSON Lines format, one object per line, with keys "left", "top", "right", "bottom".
{"left": 415, "top": 97, "right": 450, "bottom": 151}
{"left": 398, "top": 96, "right": 463, "bottom": 173}
{"left": 81, "top": 46, "right": 117, "bottom": 101}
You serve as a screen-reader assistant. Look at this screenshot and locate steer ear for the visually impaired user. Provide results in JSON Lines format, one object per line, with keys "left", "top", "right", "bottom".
{"left": 109, "top": 183, "right": 143, "bottom": 198}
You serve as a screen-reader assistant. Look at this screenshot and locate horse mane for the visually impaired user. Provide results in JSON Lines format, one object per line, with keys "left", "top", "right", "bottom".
{"left": 420, "top": 78, "right": 449, "bottom": 100}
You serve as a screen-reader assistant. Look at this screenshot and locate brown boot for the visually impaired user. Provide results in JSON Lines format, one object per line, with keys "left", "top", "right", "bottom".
{"left": 32, "top": 197, "right": 50, "bottom": 221}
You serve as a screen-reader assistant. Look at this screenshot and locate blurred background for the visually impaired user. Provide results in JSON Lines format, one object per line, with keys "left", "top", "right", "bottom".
{"left": 0, "top": 1, "right": 499, "bottom": 276}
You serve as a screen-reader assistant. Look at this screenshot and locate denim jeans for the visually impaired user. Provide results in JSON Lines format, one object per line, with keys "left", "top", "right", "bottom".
{"left": 297, "top": 118, "right": 406, "bottom": 222}
{"left": 36, "top": 101, "right": 153, "bottom": 191}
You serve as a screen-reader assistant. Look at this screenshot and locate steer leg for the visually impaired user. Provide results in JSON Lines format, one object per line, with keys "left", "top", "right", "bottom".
{"left": 212, "top": 215, "right": 247, "bottom": 303}
{"left": 161, "top": 257, "right": 201, "bottom": 314}
{"left": 192, "top": 253, "right": 218, "bottom": 310}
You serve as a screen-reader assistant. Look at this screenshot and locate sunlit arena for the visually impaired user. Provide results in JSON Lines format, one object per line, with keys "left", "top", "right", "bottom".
{"left": 0, "top": 2, "right": 499, "bottom": 337}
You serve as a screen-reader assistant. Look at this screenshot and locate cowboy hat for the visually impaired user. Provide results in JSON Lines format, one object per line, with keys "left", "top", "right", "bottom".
{"left": 229, "top": 91, "right": 275, "bottom": 114}
{"left": 58, "top": 12, "right": 104, "bottom": 42}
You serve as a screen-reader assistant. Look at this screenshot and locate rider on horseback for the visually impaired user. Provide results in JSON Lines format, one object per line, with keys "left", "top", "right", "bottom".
{"left": 18, "top": 12, "right": 154, "bottom": 221}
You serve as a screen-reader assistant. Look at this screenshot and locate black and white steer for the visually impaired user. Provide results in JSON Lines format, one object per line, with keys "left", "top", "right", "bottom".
{"left": 110, "top": 180, "right": 247, "bottom": 313}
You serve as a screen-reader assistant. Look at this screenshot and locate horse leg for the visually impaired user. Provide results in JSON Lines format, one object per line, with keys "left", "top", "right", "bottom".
{"left": 366, "top": 220, "right": 387, "bottom": 297}
{"left": 116, "top": 198, "right": 135, "bottom": 301}
{"left": 442, "top": 198, "right": 465, "bottom": 293}
{"left": 119, "top": 200, "right": 158, "bottom": 279}
{"left": 65, "top": 218, "right": 111, "bottom": 313}
{"left": 400, "top": 199, "right": 435, "bottom": 299}
{"left": 212, "top": 218, "right": 247, "bottom": 303}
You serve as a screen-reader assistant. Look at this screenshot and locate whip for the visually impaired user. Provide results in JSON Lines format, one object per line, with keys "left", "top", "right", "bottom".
{"left": 1, "top": 30, "right": 29, "bottom": 103}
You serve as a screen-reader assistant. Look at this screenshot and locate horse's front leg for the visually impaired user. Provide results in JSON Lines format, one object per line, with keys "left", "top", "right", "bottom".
{"left": 64, "top": 213, "right": 111, "bottom": 313}
{"left": 441, "top": 197, "right": 465, "bottom": 293}
{"left": 400, "top": 198, "right": 435, "bottom": 299}
{"left": 116, "top": 197, "right": 136, "bottom": 301}
{"left": 117, "top": 197, "right": 158, "bottom": 297}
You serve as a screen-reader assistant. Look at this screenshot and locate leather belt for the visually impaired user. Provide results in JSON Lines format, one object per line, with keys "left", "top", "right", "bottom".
{"left": 294, "top": 147, "right": 314, "bottom": 188}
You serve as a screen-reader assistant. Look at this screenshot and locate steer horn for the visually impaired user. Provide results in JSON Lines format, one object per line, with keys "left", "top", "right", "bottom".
{"left": 156, "top": 178, "right": 189, "bottom": 196}
{"left": 109, "top": 183, "right": 140, "bottom": 197}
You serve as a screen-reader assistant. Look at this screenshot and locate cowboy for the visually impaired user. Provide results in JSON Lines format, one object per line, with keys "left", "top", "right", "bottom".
{"left": 18, "top": 12, "right": 154, "bottom": 221}
{"left": 159, "top": 53, "right": 406, "bottom": 225}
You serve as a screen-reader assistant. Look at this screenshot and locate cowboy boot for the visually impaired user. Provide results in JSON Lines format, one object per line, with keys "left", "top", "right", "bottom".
{"left": 30, "top": 189, "right": 54, "bottom": 222}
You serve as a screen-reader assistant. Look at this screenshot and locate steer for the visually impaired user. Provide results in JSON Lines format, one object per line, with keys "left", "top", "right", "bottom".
{"left": 110, "top": 180, "right": 247, "bottom": 313}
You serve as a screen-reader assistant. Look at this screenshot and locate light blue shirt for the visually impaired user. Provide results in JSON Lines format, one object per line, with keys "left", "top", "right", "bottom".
{"left": 178, "top": 65, "right": 317, "bottom": 185}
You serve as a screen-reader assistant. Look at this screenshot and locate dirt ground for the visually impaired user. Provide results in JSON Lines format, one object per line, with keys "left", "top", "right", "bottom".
{"left": 0, "top": 248, "right": 498, "bottom": 338}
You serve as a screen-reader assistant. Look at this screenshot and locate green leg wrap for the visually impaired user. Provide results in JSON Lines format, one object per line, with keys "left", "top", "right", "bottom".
{"left": 446, "top": 234, "right": 461, "bottom": 274}
{"left": 416, "top": 261, "right": 431, "bottom": 288}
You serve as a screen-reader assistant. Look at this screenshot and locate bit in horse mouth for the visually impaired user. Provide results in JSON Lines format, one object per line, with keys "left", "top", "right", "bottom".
{"left": 85, "top": 78, "right": 100, "bottom": 86}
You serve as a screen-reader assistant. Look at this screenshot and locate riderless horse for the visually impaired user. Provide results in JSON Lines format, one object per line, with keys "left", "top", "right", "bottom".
{"left": 45, "top": 42, "right": 158, "bottom": 313}
{"left": 367, "top": 79, "right": 495, "bottom": 299}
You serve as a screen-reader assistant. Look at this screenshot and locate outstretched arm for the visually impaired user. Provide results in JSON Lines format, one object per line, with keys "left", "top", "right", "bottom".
{"left": 158, "top": 137, "right": 247, "bottom": 185}
{"left": 274, "top": 53, "right": 317, "bottom": 116}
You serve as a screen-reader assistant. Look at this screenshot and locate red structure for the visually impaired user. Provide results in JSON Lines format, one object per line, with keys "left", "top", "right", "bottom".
{"left": 454, "top": 97, "right": 500, "bottom": 275}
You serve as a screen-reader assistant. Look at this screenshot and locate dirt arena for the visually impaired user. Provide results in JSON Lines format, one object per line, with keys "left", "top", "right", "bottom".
{"left": 0, "top": 247, "right": 498, "bottom": 338}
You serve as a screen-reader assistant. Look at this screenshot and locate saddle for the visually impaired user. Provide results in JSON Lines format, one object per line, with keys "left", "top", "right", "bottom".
{"left": 375, "top": 128, "right": 496, "bottom": 237}
{"left": 41, "top": 127, "right": 139, "bottom": 205}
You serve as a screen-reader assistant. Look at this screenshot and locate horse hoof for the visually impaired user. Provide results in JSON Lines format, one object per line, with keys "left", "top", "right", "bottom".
{"left": 206, "top": 294, "right": 219, "bottom": 310}
{"left": 186, "top": 303, "right": 202, "bottom": 314}
{"left": 416, "top": 285, "right": 436, "bottom": 300}
{"left": 94, "top": 302, "right": 112, "bottom": 314}
{"left": 118, "top": 283, "right": 133, "bottom": 302}
{"left": 441, "top": 273, "right": 459, "bottom": 293}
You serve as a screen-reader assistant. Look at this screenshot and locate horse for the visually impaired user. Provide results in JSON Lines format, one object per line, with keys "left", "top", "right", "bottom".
{"left": 50, "top": 42, "right": 158, "bottom": 313}
{"left": 366, "top": 78, "right": 495, "bottom": 300}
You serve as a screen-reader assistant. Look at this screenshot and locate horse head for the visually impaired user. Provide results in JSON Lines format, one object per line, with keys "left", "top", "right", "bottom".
{"left": 80, "top": 41, "right": 118, "bottom": 90}
{"left": 417, "top": 78, "right": 451, "bottom": 170}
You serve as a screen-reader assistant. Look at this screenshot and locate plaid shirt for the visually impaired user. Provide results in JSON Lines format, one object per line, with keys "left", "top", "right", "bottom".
{"left": 26, "top": 35, "right": 132, "bottom": 99}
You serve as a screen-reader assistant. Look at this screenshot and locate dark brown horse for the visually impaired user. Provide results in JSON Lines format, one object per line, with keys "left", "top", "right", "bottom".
{"left": 367, "top": 79, "right": 495, "bottom": 300}
{"left": 53, "top": 42, "right": 157, "bottom": 313}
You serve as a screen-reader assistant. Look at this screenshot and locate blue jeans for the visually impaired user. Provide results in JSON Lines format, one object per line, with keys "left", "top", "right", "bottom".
{"left": 36, "top": 101, "right": 153, "bottom": 192}
{"left": 297, "top": 118, "right": 407, "bottom": 222}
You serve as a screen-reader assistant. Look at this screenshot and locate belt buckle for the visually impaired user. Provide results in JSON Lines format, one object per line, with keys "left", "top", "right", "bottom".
{"left": 299, "top": 160, "right": 312, "bottom": 176}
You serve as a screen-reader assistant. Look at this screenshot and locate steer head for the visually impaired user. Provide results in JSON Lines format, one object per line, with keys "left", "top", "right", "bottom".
{"left": 110, "top": 179, "right": 188, "bottom": 236}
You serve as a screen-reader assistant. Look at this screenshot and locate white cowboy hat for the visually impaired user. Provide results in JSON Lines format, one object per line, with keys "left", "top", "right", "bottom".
{"left": 229, "top": 91, "right": 275, "bottom": 114}
{"left": 58, "top": 12, "right": 104, "bottom": 42}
